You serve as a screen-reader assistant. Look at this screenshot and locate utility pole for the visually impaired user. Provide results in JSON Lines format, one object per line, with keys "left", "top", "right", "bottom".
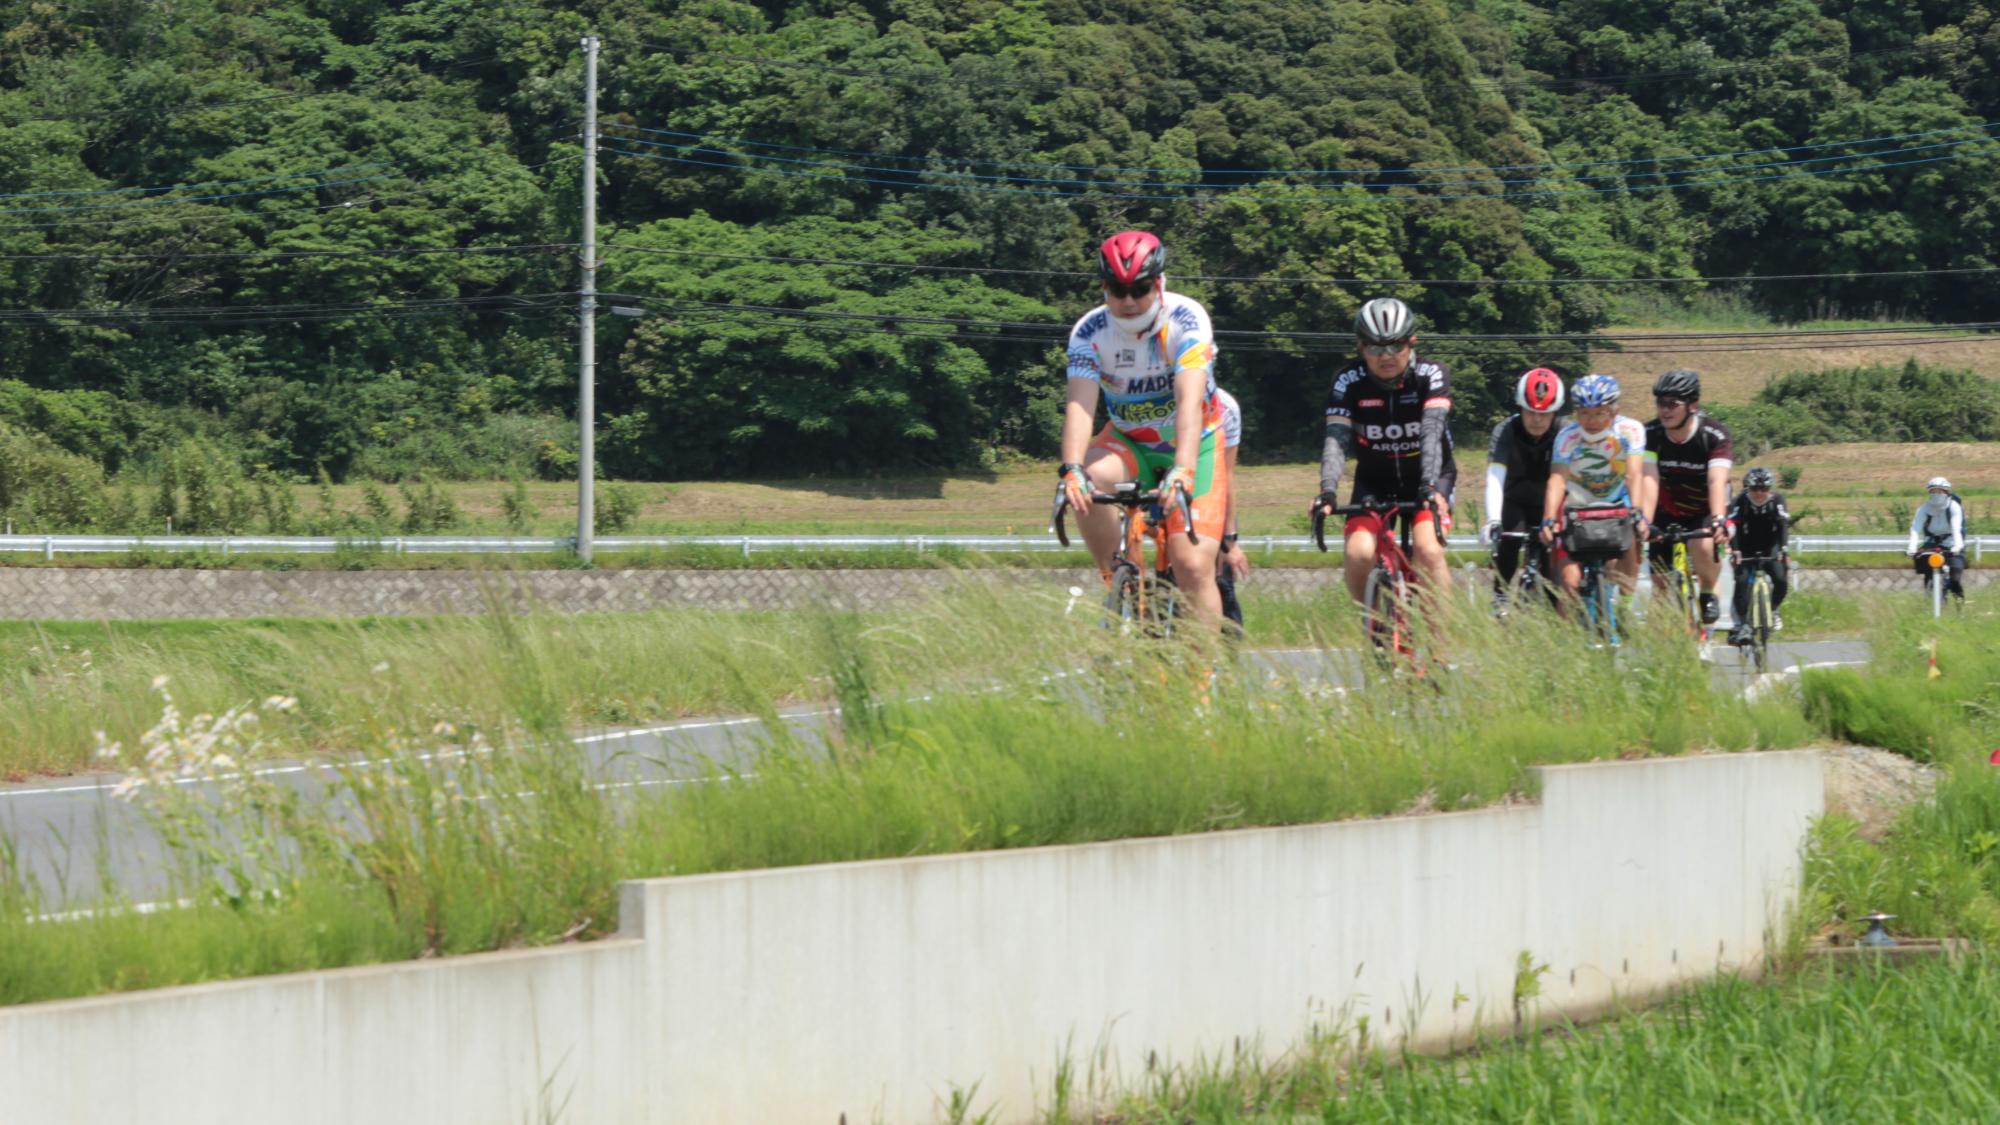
{"left": 576, "top": 34, "right": 600, "bottom": 561}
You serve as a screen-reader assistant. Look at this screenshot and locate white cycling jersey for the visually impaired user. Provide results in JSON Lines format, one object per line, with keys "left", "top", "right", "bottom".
{"left": 1909, "top": 494, "right": 1966, "bottom": 554}
{"left": 1065, "top": 290, "right": 1220, "bottom": 453}
{"left": 1214, "top": 387, "right": 1242, "bottom": 449}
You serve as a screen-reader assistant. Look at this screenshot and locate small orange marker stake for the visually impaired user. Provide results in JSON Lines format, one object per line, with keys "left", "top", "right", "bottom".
{"left": 1926, "top": 637, "right": 1942, "bottom": 680}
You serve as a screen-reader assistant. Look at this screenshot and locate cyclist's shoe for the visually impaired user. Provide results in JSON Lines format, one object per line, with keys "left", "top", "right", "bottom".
{"left": 1772, "top": 612, "right": 1784, "bottom": 632}
{"left": 1728, "top": 623, "right": 1752, "bottom": 646}
{"left": 1491, "top": 589, "right": 1510, "bottom": 619}
{"left": 1699, "top": 592, "right": 1720, "bottom": 625}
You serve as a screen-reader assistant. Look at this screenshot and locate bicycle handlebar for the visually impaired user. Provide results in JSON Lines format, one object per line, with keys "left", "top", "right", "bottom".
{"left": 1050, "top": 483, "right": 1199, "bottom": 548}
{"left": 1650, "top": 523, "right": 1723, "bottom": 562}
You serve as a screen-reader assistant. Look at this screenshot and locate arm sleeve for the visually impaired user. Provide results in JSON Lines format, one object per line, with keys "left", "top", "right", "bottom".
{"left": 1485, "top": 464, "right": 1506, "bottom": 526}
{"left": 1775, "top": 500, "right": 1790, "bottom": 551}
{"left": 1320, "top": 420, "right": 1353, "bottom": 495}
{"left": 1952, "top": 501, "right": 1966, "bottom": 553}
{"left": 1909, "top": 507, "right": 1924, "bottom": 554}
{"left": 1419, "top": 404, "right": 1449, "bottom": 488}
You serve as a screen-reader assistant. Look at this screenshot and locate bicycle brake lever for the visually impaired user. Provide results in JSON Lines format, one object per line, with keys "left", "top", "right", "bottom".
{"left": 1175, "top": 484, "right": 1198, "bottom": 544}
{"left": 1050, "top": 490, "right": 1070, "bottom": 547}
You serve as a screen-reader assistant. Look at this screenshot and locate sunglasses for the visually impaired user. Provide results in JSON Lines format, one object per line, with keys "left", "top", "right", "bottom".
{"left": 1361, "top": 340, "right": 1411, "bottom": 357}
{"left": 1102, "top": 279, "right": 1155, "bottom": 300}
{"left": 1654, "top": 396, "right": 1692, "bottom": 407}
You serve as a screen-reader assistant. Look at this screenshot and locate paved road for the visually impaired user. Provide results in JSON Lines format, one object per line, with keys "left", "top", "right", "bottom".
{"left": 3, "top": 639, "right": 1869, "bottom": 910}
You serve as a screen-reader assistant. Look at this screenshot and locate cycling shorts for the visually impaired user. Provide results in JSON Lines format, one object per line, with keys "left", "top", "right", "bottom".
{"left": 1088, "top": 424, "right": 1229, "bottom": 541}
{"left": 1342, "top": 472, "right": 1456, "bottom": 539}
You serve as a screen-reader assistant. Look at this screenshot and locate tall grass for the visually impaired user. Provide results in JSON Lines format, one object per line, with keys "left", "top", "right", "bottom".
{"left": 1051, "top": 957, "right": 2000, "bottom": 1122}
{"left": 1, "top": 579, "right": 1813, "bottom": 1006}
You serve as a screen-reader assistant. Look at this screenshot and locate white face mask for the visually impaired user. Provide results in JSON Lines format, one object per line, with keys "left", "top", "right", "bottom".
{"left": 1107, "top": 295, "right": 1162, "bottom": 335}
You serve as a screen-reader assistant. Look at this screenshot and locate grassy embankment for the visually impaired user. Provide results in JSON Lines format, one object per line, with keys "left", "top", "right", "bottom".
{"left": 0, "top": 586, "right": 1811, "bottom": 1006}
{"left": 1017, "top": 600, "right": 2000, "bottom": 1122}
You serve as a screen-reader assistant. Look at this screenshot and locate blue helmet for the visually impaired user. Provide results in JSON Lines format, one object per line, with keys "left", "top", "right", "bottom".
{"left": 1570, "top": 373, "right": 1620, "bottom": 408}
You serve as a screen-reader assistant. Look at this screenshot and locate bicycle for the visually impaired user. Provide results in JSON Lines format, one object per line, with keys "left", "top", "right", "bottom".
{"left": 1555, "top": 506, "right": 1636, "bottom": 649}
{"left": 1492, "top": 530, "right": 1556, "bottom": 616}
{"left": 1731, "top": 553, "right": 1783, "bottom": 673}
{"left": 1651, "top": 524, "right": 1722, "bottom": 642}
{"left": 1052, "top": 480, "right": 1198, "bottom": 636}
{"left": 1313, "top": 499, "right": 1427, "bottom": 667}
{"left": 1915, "top": 537, "right": 1956, "bottom": 620}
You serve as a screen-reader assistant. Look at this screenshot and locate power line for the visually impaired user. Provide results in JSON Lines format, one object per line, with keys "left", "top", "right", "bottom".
{"left": 601, "top": 119, "right": 2000, "bottom": 183}
{"left": 602, "top": 140, "right": 2000, "bottom": 203}
{"left": 598, "top": 242, "right": 2000, "bottom": 288}
{"left": 0, "top": 242, "right": 571, "bottom": 263}
{"left": 617, "top": 28, "right": 2000, "bottom": 100}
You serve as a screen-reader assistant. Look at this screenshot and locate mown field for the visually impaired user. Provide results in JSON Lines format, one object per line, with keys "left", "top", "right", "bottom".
{"left": 144, "top": 442, "right": 1996, "bottom": 542}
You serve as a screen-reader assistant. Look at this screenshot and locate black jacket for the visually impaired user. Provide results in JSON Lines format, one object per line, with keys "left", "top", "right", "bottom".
{"left": 1728, "top": 491, "right": 1790, "bottom": 557}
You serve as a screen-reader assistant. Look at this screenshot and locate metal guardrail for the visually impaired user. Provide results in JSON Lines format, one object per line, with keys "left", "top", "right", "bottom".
{"left": 0, "top": 533, "right": 1985, "bottom": 559}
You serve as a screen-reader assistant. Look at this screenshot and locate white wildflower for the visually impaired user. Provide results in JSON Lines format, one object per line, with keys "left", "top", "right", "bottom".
{"left": 151, "top": 674, "right": 170, "bottom": 690}
{"left": 110, "top": 776, "right": 143, "bottom": 801}
{"left": 93, "top": 732, "right": 121, "bottom": 762}
{"left": 263, "top": 695, "right": 298, "bottom": 712}
{"left": 371, "top": 661, "right": 390, "bottom": 674}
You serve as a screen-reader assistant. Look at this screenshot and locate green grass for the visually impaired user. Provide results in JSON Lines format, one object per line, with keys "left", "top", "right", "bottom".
{"left": 1035, "top": 957, "right": 2000, "bottom": 1122}
{"left": 0, "top": 585, "right": 1815, "bottom": 1007}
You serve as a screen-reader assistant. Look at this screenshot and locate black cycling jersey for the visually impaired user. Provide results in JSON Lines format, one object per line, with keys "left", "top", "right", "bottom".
{"left": 1325, "top": 354, "right": 1456, "bottom": 496}
{"left": 1488, "top": 414, "right": 1555, "bottom": 514}
{"left": 1728, "top": 492, "right": 1791, "bottom": 556}
{"left": 1644, "top": 414, "right": 1734, "bottom": 520}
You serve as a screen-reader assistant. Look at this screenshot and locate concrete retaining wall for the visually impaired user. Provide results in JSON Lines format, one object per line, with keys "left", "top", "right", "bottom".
{"left": 0, "top": 750, "right": 1823, "bottom": 1123}
{"left": 0, "top": 563, "right": 1985, "bottom": 619}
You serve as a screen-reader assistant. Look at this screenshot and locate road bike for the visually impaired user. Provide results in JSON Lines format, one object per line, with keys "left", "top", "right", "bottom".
{"left": 1652, "top": 524, "right": 1722, "bottom": 642}
{"left": 1052, "top": 480, "right": 1197, "bottom": 636}
{"left": 1491, "top": 529, "right": 1556, "bottom": 616}
{"left": 1731, "top": 553, "right": 1783, "bottom": 673}
{"left": 1314, "top": 498, "right": 1428, "bottom": 668}
{"left": 1556, "top": 505, "right": 1636, "bottom": 649}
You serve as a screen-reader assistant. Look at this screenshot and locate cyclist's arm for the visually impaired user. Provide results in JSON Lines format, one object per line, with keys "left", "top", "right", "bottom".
{"left": 1223, "top": 443, "right": 1239, "bottom": 537}
{"left": 1908, "top": 505, "right": 1925, "bottom": 554}
{"left": 1542, "top": 465, "right": 1569, "bottom": 527}
{"left": 1639, "top": 453, "right": 1660, "bottom": 521}
{"left": 1949, "top": 499, "right": 1966, "bottom": 554}
{"left": 1320, "top": 417, "right": 1354, "bottom": 496}
{"left": 1706, "top": 461, "right": 1730, "bottom": 522}
{"left": 1775, "top": 496, "right": 1791, "bottom": 554}
{"left": 1060, "top": 378, "right": 1101, "bottom": 467}
{"left": 1419, "top": 404, "right": 1449, "bottom": 490}
{"left": 1485, "top": 464, "right": 1506, "bottom": 528}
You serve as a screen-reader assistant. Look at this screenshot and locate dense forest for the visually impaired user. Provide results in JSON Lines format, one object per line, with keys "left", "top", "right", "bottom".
{"left": 0, "top": 0, "right": 1996, "bottom": 504}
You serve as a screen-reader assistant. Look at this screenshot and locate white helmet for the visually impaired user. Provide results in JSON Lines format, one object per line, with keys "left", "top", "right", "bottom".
{"left": 1353, "top": 298, "right": 1416, "bottom": 344}
{"left": 1928, "top": 476, "right": 1952, "bottom": 492}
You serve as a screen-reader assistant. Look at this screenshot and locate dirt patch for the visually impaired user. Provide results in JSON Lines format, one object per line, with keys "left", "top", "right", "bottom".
{"left": 1821, "top": 744, "right": 1941, "bottom": 840}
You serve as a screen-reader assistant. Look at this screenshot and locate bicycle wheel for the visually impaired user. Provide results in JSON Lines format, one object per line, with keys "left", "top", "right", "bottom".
{"left": 1103, "top": 565, "right": 1142, "bottom": 633}
{"left": 1750, "top": 574, "right": 1772, "bottom": 674}
{"left": 1142, "top": 572, "right": 1180, "bottom": 639}
{"left": 1361, "top": 564, "right": 1406, "bottom": 657}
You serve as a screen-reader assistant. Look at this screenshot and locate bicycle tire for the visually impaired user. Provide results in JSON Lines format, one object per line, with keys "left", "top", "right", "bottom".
{"left": 1361, "top": 564, "right": 1402, "bottom": 658}
{"left": 1750, "top": 573, "right": 1772, "bottom": 674}
{"left": 1103, "top": 565, "right": 1142, "bottom": 634}
{"left": 1143, "top": 572, "right": 1180, "bottom": 639}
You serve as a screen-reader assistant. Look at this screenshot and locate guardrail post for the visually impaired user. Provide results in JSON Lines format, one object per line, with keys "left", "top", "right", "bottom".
{"left": 1263, "top": 535, "right": 1273, "bottom": 558}
{"left": 915, "top": 535, "right": 925, "bottom": 556}
{"left": 44, "top": 536, "right": 53, "bottom": 561}
{"left": 741, "top": 536, "right": 750, "bottom": 559}
{"left": 222, "top": 539, "right": 231, "bottom": 559}
{"left": 395, "top": 537, "right": 405, "bottom": 556}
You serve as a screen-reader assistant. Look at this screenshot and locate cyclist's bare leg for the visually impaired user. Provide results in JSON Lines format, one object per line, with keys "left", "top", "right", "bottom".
{"left": 1343, "top": 526, "right": 1379, "bottom": 604}
{"left": 1556, "top": 555, "right": 1583, "bottom": 599}
{"left": 1076, "top": 448, "right": 1127, "bottom": 574}
{"left": 1166, "top": 534, "right": 1224, "bottom": 625}
{"left": 1411, "top": 519, "right": 1452, "bottom": 596}
{"left": 1691, "top": 538, "right": 1721, "bottom": 593}
{"left": 1612, "top": 540, "right": 1644, "bottom": 594}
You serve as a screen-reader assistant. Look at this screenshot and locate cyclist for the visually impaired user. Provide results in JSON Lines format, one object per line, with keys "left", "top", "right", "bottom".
{"left": 1214, "top": 386, "right": 1249, "bottom": 631}
{"left": 1726, "top": 466, "right": 1791, "bottom": 646}
{"left": 1906, "top": 476, "right": 1968, "bottom": 604}
{"left": 1538, "top": 374, "right": 1651, "bottom": 598}
{"left": 1643, "top": 369, "right": 1734, "bottom": 625}
{"left": 1311, "top": 297, "right": 1455, "bottom": 606}
{"left": 1483, "top": 367, "right": 1564, "bottom": 612}
{"left": 1059, "top": 230, "right": 1226, "bottom": 625}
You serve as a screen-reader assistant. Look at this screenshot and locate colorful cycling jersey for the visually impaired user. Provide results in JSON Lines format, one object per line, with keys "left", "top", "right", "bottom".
{"left": 1323, "top": 354, "right": 1455, "bottom": 487}
{"left": 1644, "top": 414, "right": 1733, "bottom": 519}
{"left": 1214, "top": 388, "right": 1242, "bottom": 449}
{"left": 1066, "top": 291, "right": 1219, "bottom": 453}
{"left": 1552, "top": 415, "right": 1645, "bottom": 506}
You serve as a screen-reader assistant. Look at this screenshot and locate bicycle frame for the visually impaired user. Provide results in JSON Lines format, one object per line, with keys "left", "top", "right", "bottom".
{"left": 1734, "top": 553, "right": 1782, "bottom": 672}
{"left": 1493, "top": 530, "right": 1554, "bottom": 609}
{"left": 1052, "top": 481, "right": 1198, "bottom": 633}
{"left": 1314, "top": 499, "right": 1428, "bottom": 664}
{"left": 1654, "top": 526, "right": 1721, "bottom": 640}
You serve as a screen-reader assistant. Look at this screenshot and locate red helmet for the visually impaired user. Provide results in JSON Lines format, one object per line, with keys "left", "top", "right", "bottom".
{"left": 1516, "top": 367, "right": 1564, "bottom": 413}
{"left": 1098, "top": 230, "right": 1167, "bottom": 287}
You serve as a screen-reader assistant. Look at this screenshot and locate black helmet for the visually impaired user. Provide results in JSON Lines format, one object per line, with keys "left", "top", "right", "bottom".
{"left": 1744, "top": 467, "right": 1775, "bottom": 491}
{"left": 1652, "top": 369, "right": 1702, "bottom": 402}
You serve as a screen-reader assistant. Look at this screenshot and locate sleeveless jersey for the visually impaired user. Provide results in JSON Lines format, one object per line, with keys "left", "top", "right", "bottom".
{"left": 1552, "top": 415, "right": 1646, "bottom": 506}
{"left": 1065, "top": 291, "right": 1220, "bottom": 453}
